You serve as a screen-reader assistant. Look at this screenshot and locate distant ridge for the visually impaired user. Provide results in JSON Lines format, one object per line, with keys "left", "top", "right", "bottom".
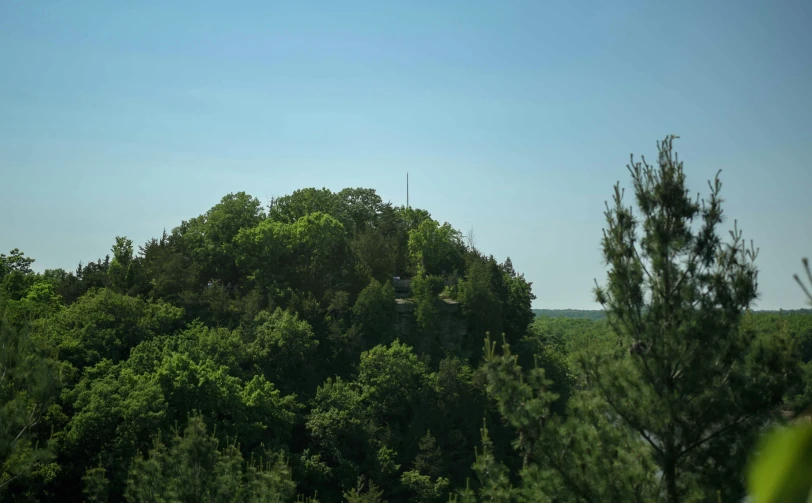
{"left": 533, "top": 308, "right": 812, "bottom": 320}
{"left": 533, "top": 309, "right": 606, "bottom": 320}
{"left": 751, "top": 308, "right": 812, "bottom": 315}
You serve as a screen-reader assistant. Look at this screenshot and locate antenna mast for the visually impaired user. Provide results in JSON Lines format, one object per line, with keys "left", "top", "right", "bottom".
{"left": 407, "top": 172, "right": 409, "bottom": 208}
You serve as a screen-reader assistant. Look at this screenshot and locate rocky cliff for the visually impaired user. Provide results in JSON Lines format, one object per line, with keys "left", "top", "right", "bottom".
{"left": 392, "top": 278, "right": 468, "bottom": 355}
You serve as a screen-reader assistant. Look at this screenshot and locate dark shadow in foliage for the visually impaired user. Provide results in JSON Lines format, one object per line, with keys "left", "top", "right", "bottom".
{"left": 352, "top": 279, "right": 396, "bottom": 349}
{"left": 0, "top": 317, "right": 61, "bottom": 496}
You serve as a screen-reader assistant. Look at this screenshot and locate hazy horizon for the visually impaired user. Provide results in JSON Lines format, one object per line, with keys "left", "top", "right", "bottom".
{"left": 2, "top": 1, "right": 810, "bottom": 310}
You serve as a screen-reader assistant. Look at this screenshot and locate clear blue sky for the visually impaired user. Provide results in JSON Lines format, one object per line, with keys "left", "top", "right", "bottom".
{"left": 1, "top": 0, "right": 810, "bottom": 310}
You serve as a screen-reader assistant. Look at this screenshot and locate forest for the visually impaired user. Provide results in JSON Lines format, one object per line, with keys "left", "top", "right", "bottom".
{"left": 2, "top": 137, "right": 812, "bottom": 502}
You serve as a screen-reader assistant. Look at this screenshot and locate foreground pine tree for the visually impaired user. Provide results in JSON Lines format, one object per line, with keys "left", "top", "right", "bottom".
{"left": 587, "top": 135, "right": 798, "bottom": 501}
{"left": 456, "top": 136, "right": 801, "bottom": 503}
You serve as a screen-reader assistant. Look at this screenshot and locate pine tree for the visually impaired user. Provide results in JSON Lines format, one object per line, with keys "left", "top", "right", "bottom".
{"left": 123, "top": 414, "right": 297, "bottom": 502}
{"left": 589, "top": 135, "right": 798, "bottom": 501}
{"left": 343, "top": 477, "right": 387, "bottom": 503}
{"left": 794, "top": 257, "right": 812, "bottom": 306}
{"left": 467, "top": 334, "right": 656, "bottom": 502}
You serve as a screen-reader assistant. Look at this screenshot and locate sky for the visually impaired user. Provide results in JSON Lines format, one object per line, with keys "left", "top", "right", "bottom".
{"left": 1, "top": 0, "right": 810, "bottom": 310}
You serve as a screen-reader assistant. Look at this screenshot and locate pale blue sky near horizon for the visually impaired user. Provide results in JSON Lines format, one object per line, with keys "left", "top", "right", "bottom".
{"left": 1, "top": 1, "right": 810, "bottom": 310}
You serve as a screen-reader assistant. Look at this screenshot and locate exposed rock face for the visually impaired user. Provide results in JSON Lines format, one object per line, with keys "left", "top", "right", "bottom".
{"left": 393, "top": 278, "right": 411, "bottom": 299}
{"left": 394, "top": 298, "right": 418, "bottom": 336}
{"left": 391, "top": 278, "right": 468, "bottom": 355}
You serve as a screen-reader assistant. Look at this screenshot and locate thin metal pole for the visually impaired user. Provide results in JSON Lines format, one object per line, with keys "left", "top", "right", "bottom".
{"left": 407, "top": 172, "right": 409, "bottom": 208}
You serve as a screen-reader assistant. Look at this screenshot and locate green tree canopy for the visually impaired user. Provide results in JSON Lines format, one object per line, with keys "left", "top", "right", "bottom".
{"left": 408, "top": 220, "right": 465, "bottom": 278}
{"left": 589, "top": 136, "right": 799, "bottom": 501}
{"left": 0, "top": 319, "right": 61, "bottom": 495}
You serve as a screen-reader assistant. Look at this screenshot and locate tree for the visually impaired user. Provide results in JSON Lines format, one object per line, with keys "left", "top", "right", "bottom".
{"left": 61, "top": 361, "right": 169, "bottom": 498}
{"left": 1, "top": 279, "right": 64, "bottom": 330}
{"left": 0, "top": 318, "right": 60, "bottom": 493}
{"left": 407, "top": 220, "right": 465, "bottom": 278}
{"left": 381, "top": 205, "right": 432, "bottom": 276}
{"left": 180, "top": 192, "right": 265, "bottom": 288}
{"left": 108, "top": 236, "right": 137, "bottom": 294}
{"left": 270, "top": 188, "right": 342, "bottom": 226}
{"left": 287, "top": 212, "right": 347, "bottom": 300}
{"left": 137, "top": 230, "right": 201, "bottom": 304}
{"left": 36, "top": 288, "right": 185, "bottom": 371}
{"left": 351, "top": 230, "right": 396, "bottom": 285}
{"left": 457, "top": 258, "right": 502, "bottom": 359}
{"left": 235, "top": 219, "right": 292, "bottom": 295}
{"left": 465, "top": 228, "right": 476, "bottom": 253}
{"left": 306, "top": 377, "right": 376, "bottom": 499}
{"left": 450, "top": 138, "right": 803, "bottom": 503}
{"left": 123, "top": 414, "right": 296, "bottom": 503}
{"left": 475, "top": 333, "right": 657, "bottom": 502}
{"left": 410, "top": 267, "right": 442, "bottom": 349}
{"left": 0, "top": 249, "right": 35, "bottom": 278}
{"left": 343, "top": 477, "right": 387, "bottom": 503}
{"left": 357, "top": 341, "right": 437, "bottom": 430}
{"left": 11, "top": 181, "right": 806, "bottom": 502}
{"left": 514, "top": 322, "right": 575, "bottom": 417}
{"left": 399, "top": 431, "right": 450, "bottom": 503}
{"left": 248, "top": 308, "right": 320, "bottom": 396}
{"left": 589, "top": 135, "right": 798, "bottom": 501}
{"left": 337, "top": 188, "right": 385, "bottom": 235}
{"left": 352, "top": 279, "right": 396, "bottom": 348}
{"left": 0, "top": 249, "right": 37, "bottom": 302}
{"left": 498, "top": 258, "right": 536, "bottom": 345}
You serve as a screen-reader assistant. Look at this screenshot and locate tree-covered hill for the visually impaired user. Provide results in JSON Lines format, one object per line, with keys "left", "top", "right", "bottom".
{"left": 1, "top": 186, "right": 537, "bottom": 502}
{"left": 2, "top": 137, "right": 810, "bottom": 502}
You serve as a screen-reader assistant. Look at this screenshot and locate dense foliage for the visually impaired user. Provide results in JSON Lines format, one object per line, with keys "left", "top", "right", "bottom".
{"left": 1, "top": 138, "right": 809, "bottom": 502}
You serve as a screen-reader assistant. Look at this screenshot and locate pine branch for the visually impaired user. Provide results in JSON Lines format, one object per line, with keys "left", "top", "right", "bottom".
{"left": 543, "top": 447, "right": 596, "bottom": 503}
{"left": 794, "top": 258, "right": 812, "bottom": 304}
{"left": 0, "top": 473, "right": 20, "bottom": 491}
{"left": 675, "top": 412, "right": 755, "bottom": 462}
{"left": 631, "top": 237, "right": 655, "bottom": 286}
{"left": 590, "top": 369, "right": 663, "bottom": 458}
{"left": 638, "top": 352, "right": 665, "bottom": 401}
